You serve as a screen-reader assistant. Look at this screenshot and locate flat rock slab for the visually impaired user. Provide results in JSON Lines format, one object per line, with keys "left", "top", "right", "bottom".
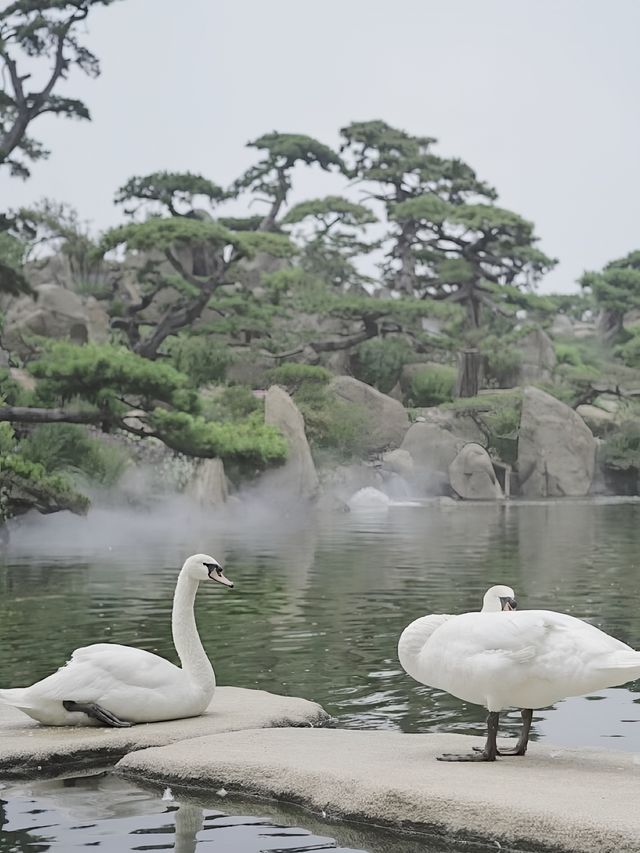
{"left": 117, "top": 728, "right": 640, "bottom": 853}
{"left": 0, "top": 687, "right": 327, "bottom": 778}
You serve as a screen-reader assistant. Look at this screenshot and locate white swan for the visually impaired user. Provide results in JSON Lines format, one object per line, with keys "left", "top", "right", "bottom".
{"left": 0, "top": 553, "right": 233, "bottom": 727}
{"left": 398, "top": 584, "right": 640, "bottom": 761}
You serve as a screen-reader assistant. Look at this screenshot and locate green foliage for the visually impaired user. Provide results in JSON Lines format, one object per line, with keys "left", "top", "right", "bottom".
{"left": 267, "top": 363, "right": 331, "bottom": 389}
{"left": 283, "top": 196, "right": 376, "bottom": 228}
{"left": 581, "top": 251, "right": 640, "bottom": 315}
{"left": 203, "top": 385, "right": 263, "bottom": 422}
{"left": 352, "top": 337, "right": 414, "bottom": 393}
{"left": 0, "top": 230, "right": 25, "bottom": 269}
{"left": 602, "top": 420, "right": 640, "bottom": 471}
{"left": 296, "top": 391, "right": 371, "bottom": 461}
{"left": 245, "top": 132, "right": 343, "bottom": 172}
{"left": 19, "top": 423, "right": 129, "bottom": 487}
{"left": 29, "top": 342, "right": 199, "bottom": 413}
{"left": 115, "top": 172, "right": 225, "bottom": 215}
{"left": 16, "top": 200, "right": 109, "bottom": 294}
{"left": 167, "top": 335, "right": 233, "bottom": 387}
{"left": 445, "top": 391, "right": 523, "bottom": 464}
{"left": 149, "top": 409, "right": 286, "bottom": 468}
{"left": 481, "top": 338, "right": 522, "bottom": 388}
{"left": 409, "top": 365, "right": 456, "bottom": 407}
{"left": 555, "top": 343, "right": 585, "bottom": 368}
{"left": 0, "top": 452, "right": 90, "bottom": 521}
{"left": 615, "top": 328, "right": 640, "bottom": 368}
{"left": 102, "top": 217, "right": 295, "bottom": 261}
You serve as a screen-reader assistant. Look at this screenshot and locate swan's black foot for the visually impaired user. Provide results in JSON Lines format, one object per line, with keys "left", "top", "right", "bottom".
{"left": 437, "top": 750, "right": 497, "bottom": 762}
{"left": 63, "top": 700, "right": 132, "bottom": 727}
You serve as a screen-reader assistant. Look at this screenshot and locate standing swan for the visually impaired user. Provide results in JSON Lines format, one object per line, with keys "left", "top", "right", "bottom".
{"left": 0, "top": 553, "right": 233, "bottom": 727}
{"left": 398, "top": 585, "right": 640, "bottom": 761}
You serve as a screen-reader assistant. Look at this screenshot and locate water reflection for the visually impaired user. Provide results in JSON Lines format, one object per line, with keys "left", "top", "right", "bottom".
{"left": 1, "top": 500, "right": 640, "bottom": 751}
{"left": 1, "top": 772, "right": 446, "bottom": 853}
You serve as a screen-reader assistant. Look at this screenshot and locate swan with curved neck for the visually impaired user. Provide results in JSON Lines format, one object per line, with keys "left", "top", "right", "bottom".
{"left": 0, "top": 553, "right": 233, "bottom": 727}
{"left": 398, "top": 584, "right": 640, "bottom": 761}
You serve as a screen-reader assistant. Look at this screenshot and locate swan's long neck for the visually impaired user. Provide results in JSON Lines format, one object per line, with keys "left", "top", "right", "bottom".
{"left": 172, "top": 571, "right": 215, "bottom": 691}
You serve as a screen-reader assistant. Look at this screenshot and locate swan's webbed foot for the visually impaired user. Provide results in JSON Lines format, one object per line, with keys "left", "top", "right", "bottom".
{"left": 437, "top": 749, "right": 497, "bottom": 762}
{"left": 63, "top": 700, "right": 133, "bottom": 727}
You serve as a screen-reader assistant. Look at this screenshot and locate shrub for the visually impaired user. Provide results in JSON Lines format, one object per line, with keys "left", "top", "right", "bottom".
{"left": 19, "top": 424, "right": 130, "bottom": 487}
{"left": 352, "top": 337, "right": 414, "bottom": 393}
{"left": 445, "top": 391, "right": 523, "bottom": 464}
{"left": 204, "top": 385, "right": 263, "bottom": 422}
{"left": 167, "top": 335, "right": 233, "bottom": 387}
{"left": 602, "top": 420, "right": 640, "bottom": 471}
{"left": 298, "top": 393, "right": 371, "bottom": 460}
{"left": 615, "top": 328, "right": 640, "bottom": 368}
{"left": 554, "top": 343, "right": 584, "bottom": 368}
{"left": 267, "top": 363, "right": 331, "bottom": 389}
{"left": 481, "top": 338, "right": 522, "bottom": 388}
{"left": 409, "top": 365, "right": 456, "bottom": 407}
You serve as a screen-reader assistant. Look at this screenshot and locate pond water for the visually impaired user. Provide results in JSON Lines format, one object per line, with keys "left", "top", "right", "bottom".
{"left": 1, "top": 497, "right": 640, "bottom": 851}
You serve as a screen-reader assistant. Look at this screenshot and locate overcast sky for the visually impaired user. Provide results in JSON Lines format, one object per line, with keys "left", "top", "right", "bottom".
{"left": 3, "top": 0, "right": 640, "bottom": 293}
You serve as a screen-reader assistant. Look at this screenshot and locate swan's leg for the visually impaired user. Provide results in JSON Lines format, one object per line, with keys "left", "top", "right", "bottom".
{"left": 62, "top": 700, "right": 133, "bottom": 728}
{"left": 437, "top": 712, "right": 499, "bottom": 762}
{"left": 496, "top": 708, "right": 533, "bottom": 756}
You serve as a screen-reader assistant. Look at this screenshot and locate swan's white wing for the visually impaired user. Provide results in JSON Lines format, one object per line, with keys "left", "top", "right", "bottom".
{"left": 422, "top": 609, "right": 640, "bottom": 710}
{"left": 26, "top": 643, "right": 182, "bottom": 702}
{"left": 398, "top": 614, "right": 453, "bottom": 682}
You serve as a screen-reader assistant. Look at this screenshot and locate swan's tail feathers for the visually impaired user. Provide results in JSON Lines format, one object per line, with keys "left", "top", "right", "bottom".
{"left": 596, "top": 651, "right": 640, "bottom": 683}
{"left": 0, "top": 688, "right": 35, "bottom": 710}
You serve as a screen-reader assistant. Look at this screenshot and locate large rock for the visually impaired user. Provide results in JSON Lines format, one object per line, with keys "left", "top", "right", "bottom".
{"left": 576, "top": 404, "right": 616, "bottom": 432}
{"left": 381, "top": 448, "right": 414, "bottom": 480}
{"left": 186, "top": 458, "right": 228, "bottom": 507}
{"left": 400, "top": 421, "right": 465, "bottom": 479}
{"left": 449, "top": 443, "right": 503, "bottom": 500}
{"left": 264, "top": 385, "right": 319, "bottom": 499}
{"left": 329, "top": 376, "right": 410, "bottom": 452}
{"left": 117, "top": 728, "right": 640, "bottom": 853}
{"left": 516, "top": 326, "right": 557, "bottom": 383}
{"left": 0, "top": 687, "right": 328, "bottom": 778}
{"left": 518, "top": 386, "right": 597, "bottom": 497}
{"left": 4, "top": 284, "right": 90, "bottom": 356}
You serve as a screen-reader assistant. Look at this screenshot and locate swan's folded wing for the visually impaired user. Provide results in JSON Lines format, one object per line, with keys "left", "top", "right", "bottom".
{"left": 27, "top": 644, "right": 181, "bottom": 701}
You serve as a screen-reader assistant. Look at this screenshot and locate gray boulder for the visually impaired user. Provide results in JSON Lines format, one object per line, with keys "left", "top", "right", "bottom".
{"left": 400, "top": 421, "right": 465, "bottom": 494}
{"left": 4, "top": 284, "right": 96, "bottom": 356}
{"left": 329, "top": 376, "right": 410, "bottom": 452}
{"left": 449, "top": 443, "right": 503, "bottom": 500}
{"left": 381, "top": 448, "right": 415, "bottom": 480}
{"left": 186, "top": 458, "right": 228, "bottom": 508}
{"left": 518, "top": 386, "right": 596, "bottom": 497}
{"left": 265, "top": 385, "right": 319, "bottom": 499}
{"left": 516, "top": 327, "right": 557, "bottom": 383}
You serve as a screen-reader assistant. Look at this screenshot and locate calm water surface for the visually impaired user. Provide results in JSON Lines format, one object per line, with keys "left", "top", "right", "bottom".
{"left": 1, "top": 498, "right": 639, "bottom": 851}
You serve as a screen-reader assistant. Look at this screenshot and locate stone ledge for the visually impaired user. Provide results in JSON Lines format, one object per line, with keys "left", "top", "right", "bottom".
{"left": 117, "top": 728, "right": 640, "bottom": 853}
{"left": 0, "top": 687, "right": 328, "bottom": 778}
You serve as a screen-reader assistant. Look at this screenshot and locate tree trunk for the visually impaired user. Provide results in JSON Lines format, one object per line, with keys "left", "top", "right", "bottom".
{"left": 455, "top": 348, "right": 483, "bottom": 398}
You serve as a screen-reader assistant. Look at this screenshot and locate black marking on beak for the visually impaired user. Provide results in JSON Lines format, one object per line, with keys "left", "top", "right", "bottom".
{"left": 205, "top": 562, "right": 222, "bottom": 579}
{"left": 500, "top": 596, "right": 517, "bottom": 611}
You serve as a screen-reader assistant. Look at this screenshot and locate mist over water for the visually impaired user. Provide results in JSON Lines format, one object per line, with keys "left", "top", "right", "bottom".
{"left": 3, "top": 497, "right": 640, "bottom": 750}
{"left": 2, "top": 498, "right": 640, "bottom": 851}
